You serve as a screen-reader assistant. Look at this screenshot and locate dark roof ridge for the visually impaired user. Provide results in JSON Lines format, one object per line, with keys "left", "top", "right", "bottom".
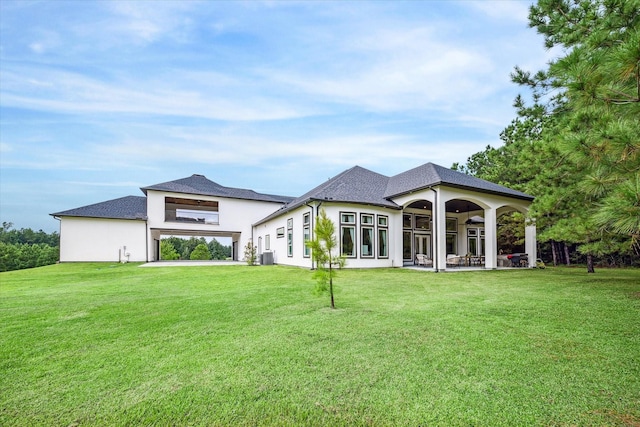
{"left": 141, "top": 174, "right": 294, "bottom": 204}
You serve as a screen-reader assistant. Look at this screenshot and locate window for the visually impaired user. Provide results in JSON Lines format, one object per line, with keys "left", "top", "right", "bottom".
{"left": 341, "top": 213, "right": 356, "bottom": 224}
{"left": 446, "top": 218, "right": 458, "bottom": 232}
{"left": 403, "top": 214, "right": 412, "bottom": 228}
{"left": 165, "top": 197, "right": 219, "bottom": 224}
{"left": 378, "top": 215, "right": 388, "bottom": 258}
{"left": 361, "top": 226, "right": 374, "bottom": 257}
{"left": 341, "top": 227, "right": 356, "bottom": 257}
{"left": 415, "top": 215, "right": 430, "bottom": 231}
{"left": 361, "top": 214, "right": 374, "bottom": 225}
{"left": 446, "top": 233, "right": 457, "bottom": 255}
{"left": 378, "top": 229, "right": 388, "bottom": 258}
{"left": 287, "top": 218, "right": 293, "bottom": 257}
{"left": 467, "top": 228, "right": 479, "bottom": 256}
{"left": 277, "top": 227, "right": 285, "bottom": 238}
{"left": 265, "top": 234, "right": 271, "bottom": 251}
{"left": 340, "top": 212, "right": 356, "bottom": 257}
{"left": 303, "top": 213, "right": 311, "bottom": 258}
{"left": 468, "top": 236, "right": 478, "bottom": 256}
{"left": 403, "top": 231, "right": 412, "bottom": 260}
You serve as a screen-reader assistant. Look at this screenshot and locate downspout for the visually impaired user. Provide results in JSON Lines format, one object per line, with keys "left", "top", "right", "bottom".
{"left": 428, "top": 187, "right": 439, "bottom": 272}
{"left": 145, "top": 219, "right": 149, "bottom": 262}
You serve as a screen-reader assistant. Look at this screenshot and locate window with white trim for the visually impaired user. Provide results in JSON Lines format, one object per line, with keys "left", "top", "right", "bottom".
{"left": 303, "top": 213, "right": 311, "bottom": 258}
{"left": 378, "top": 215, "right": 388, "bottom": 258}
{"left": 340, "top": 212, "right": 356, "bottom": 257}
{"left": 287, "top": 218, "right": 293, "bottom": 257}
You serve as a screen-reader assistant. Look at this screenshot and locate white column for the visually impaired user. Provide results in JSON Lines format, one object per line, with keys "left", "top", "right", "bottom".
{"left": 484, "top": 207, "right": 497, "bottom": 269}
{"left": 525, "top": 219, "right": 537, "bottom": 267}
{"left": 435, "top": 190, "right": 447, "bottom": 271}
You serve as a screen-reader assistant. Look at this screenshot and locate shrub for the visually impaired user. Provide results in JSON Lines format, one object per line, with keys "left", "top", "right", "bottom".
{"left": 190, "top": 243, "right": 212, "bottom": 260}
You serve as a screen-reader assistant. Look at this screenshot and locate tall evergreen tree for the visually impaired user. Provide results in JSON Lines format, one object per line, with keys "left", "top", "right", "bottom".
{"left": 526, "top": 0, "right": 640, "bottom": 268}
{"left": 458, "top": 0, "right": 639, "bottom": 270}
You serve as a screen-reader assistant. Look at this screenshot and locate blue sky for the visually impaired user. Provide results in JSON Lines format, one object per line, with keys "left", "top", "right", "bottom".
{"left": 0, "top": 0, "right": 556, "bottom": 232}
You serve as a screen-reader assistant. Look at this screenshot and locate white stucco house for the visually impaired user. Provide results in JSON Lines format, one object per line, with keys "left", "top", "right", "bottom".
{"left": 51, "top": 162, "right": 536, "bottom": 270}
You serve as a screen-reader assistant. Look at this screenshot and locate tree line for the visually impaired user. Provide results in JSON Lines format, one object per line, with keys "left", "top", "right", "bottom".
{"left": 454, "top": 0, "right": 639, "bottom": 271}
{"left": 0, "top": 222, "right": 60, "bottom": 272}
{"left": 160, "top": 236, "right": 232, "bottom": 261}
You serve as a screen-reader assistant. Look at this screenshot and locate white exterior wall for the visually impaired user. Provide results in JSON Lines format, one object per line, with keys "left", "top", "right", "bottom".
{"left": 59, "top": 217, "right": 147, "bottom": 262}
{"left": 145, "top": 190, "right": 285, "bottom": 261}
{"left": 253, "top": 202, "right": 402, "bottom": 269}
{"left": 253, "top": 205, "right": 314, "bottom": 267}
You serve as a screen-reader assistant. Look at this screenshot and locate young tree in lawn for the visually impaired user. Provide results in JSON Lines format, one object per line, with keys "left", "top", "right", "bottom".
{"left": 306, "top": 209, "right": 345, "bottom": 309}
{"left": 243, "top": 240, "right": 257, "bottom": 265}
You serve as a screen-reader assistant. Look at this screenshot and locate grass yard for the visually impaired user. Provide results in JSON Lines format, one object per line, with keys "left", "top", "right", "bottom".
{"left": 1, "top": 264, "right": 639, "bottom": 426}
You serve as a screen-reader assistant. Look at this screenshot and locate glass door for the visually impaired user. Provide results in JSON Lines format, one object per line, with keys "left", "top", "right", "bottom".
{"left": 414, "top": 234, "right": 432, "bottom": 259}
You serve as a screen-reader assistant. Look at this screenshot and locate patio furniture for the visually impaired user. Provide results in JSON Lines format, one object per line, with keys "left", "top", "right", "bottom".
{"left": 446, "top": 254, "right": 463, "bottom": 267}
{"left": 415, "top": 254, "right": 433, "bottom": 267}
{"left": 508, "top": 254, "right": 521, "bottom": 267}
{"left": 507, "top": 253, "right": 529, "bottom": 267}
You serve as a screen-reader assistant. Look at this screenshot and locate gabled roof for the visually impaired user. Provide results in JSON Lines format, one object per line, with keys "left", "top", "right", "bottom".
{"left": 141, "top": 174, "right": 294, "bottom": 204}
{"left": 385, "top": 162, "right": 533, "bottom": 201}
{"left": 51, "top": 196, "right": 147, "bottom": 220}
{"left": 254, "top": 166, "right": 400, "bottom": 225}
{"left": 255, "top": 162, "right": 533, "bottom": 225}
{"left": 291, "top": 166, "right": 398, "bottom": 208}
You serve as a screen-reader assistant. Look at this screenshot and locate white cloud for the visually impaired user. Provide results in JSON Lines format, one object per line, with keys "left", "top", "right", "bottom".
{"left": 105, "top": 1, "right": 196, "bottom": 45}
{"left": 462, "top": 0, "right": 532, "bottom": 24}
{"left": 0, "top": 67, "right": 313, "bottom": 121}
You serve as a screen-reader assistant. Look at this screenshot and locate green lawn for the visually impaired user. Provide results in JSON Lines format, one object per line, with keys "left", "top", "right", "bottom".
{"left": 1, "top": 264, "right": 639, "bottom": 426}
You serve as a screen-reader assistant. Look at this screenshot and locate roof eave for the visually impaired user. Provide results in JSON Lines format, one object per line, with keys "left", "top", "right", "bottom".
{"left": 50, "top": 213, "right": 148, "bottom": 221}
{"left": 387, "top": 182, "right": 534, "bottom": 202}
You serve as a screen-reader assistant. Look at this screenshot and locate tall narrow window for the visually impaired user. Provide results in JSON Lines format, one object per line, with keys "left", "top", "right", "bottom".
{"left": 378, "top": 215, "right": 388, "bottom": 258}
{"left": 287, "top": 218, "right": 293, "bottom": 257}
{"left": 446, "top": 233, "right": 457, "bottom": 255}
{"left": 340, "top": 212, "right": 356, "bottom": 257}
{"left": 403, "top": 231, "right": 412, "bottom": 260}
{"left": 467, "top": 228, "right": 478, "bottom": 256}
{"left": 361, "top": 227, "right": 374, "bottom": 257}
{"left": 303, "top": 213, "right": 311, "bottom": 258}
{"left": 361, "top": 214, "right": 374, "bottom": 258}
{"left": 446, "top": 217, "right": 458, "bottom": 255}
{"left": 265, "top": 234, "right": 271, "bottom": 251}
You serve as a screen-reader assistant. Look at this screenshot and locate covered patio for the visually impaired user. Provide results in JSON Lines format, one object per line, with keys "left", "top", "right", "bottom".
{"left": 396, "top": 185, "right": 536, "bottom": 271}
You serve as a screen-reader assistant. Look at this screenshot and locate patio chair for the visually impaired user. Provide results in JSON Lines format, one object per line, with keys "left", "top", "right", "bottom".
{"left": 446, "top": 254, "right": 462, "bottom": 268}
{"left": 415, "top": 253, "right": 433, "bottom": 267}
{"left": 509, "top": 254, "right": 520, "bottom": 267}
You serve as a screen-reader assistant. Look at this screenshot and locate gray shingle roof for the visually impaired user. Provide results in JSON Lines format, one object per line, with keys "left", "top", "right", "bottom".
{"left": 385, "top": 163, "right": 533, "bottom": 200}
{"left": 141, "top": 174, "right": 294, "bottom": 204}
{"left": 291, "top": 166, "right": 399, "bottom": 208}
{"left": 254, "top": 166, "right": 400, "bottom": 225}
{"left": 255, "top": 162, "right": 533, "bottom": 225}
{"left": 51, "top": 196, "right": 147, "bottom": 220}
